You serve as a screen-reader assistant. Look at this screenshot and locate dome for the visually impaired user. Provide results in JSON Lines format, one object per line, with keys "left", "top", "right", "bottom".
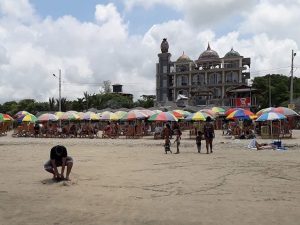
{"left": 198, "top": 43, "right": 219, "bottom": 60}
{"left": 160, "top": 38, "right": 169, "bottom": 53}
{"left": 177, "top": 51, "right": 192, "bottom": 62}
{"left": 224, "top": 48, "right": 240, "bottom": 57}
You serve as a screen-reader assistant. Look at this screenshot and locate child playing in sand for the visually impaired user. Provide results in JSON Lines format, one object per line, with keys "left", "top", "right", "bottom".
{"left": 196, "top": 131, "right": 202, "bottom": 153}
{"left": 174, "top": 129, "right": 182, "bottom": 154}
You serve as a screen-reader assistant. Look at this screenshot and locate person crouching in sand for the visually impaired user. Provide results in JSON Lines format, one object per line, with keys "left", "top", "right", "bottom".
{"left": 44, "top": 145, "right": 73, "bottom": 181}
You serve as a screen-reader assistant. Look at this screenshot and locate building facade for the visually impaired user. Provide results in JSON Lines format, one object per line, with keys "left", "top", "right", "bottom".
{"left": 156, "top": 38, "right": 251, "bottom": 107}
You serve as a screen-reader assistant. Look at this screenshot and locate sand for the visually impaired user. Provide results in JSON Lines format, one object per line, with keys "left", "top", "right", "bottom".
{"left": 0, "top": 130, "right": 300, "bottom": 225}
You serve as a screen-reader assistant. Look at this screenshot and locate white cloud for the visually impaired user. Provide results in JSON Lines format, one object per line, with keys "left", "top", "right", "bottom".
{"left": 0, "top": 0, "right": 299, "bottom": 105}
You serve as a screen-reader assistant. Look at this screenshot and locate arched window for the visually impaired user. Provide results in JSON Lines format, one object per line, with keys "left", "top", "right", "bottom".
{"left": 192, "top": 73, "right": 205, "bottom": 85}
{"left": 208, "top": 73, "right": 221, "bottom": 84}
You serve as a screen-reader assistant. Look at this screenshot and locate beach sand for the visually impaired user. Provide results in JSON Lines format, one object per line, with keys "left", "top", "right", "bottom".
{"left": 0, "top": 130, "right": 300, "bottom": 225}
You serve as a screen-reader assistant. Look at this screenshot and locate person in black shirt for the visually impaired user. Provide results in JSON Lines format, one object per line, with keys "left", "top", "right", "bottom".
{"left": 44, "top": 145, "right": 73, "bottom": 181}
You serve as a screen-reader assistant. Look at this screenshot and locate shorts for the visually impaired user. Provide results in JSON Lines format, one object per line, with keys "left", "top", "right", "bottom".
{"left": 44, "top": 156, "right": 73, "bottom": 170}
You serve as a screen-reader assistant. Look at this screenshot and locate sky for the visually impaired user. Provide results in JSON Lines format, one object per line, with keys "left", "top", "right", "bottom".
{"left": 0, "top": 0, "right": 299, "bottom": 104}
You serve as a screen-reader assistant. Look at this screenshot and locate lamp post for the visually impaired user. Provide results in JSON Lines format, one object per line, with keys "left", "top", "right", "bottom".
{"left": 53, "top": 69, "right": 62, "bottom": 112}
{"left": 290, "top": 50, "right": 297, "bottom": 104}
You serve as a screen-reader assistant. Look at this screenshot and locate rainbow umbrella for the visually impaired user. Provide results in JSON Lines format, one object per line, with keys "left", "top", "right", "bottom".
{"left": 79, "top": 112, "right": 100, "bottom": 121}
{"left": 121, "top": 110, "right": 148, "bottom": 121}
{"left": 0, "top": 113, "right": 14, "bottom": 122}
{"left": 148, "top": 112, "right": 178, "bottom": 122}
{"left": 14, "top": 111, "right": 30, "bottom": 118}
{"left": 256, "top": 107, "right": 275, "bottom": 117}
{"left": 270, "top": 107, "right": 298, "bottom": 116}
{"left": 37, "top": 113, "right": 58, "bottom": 122}
{"left": 18, "top": 113, "right": 37, "bottom": 123}
{"left": 60, "top": 112, "right": 80, "bottom": 121}
{"left": 199, "top": 109, "right": 216, "bottom": 118}
{"left": 226, "top": 109, "right": 255, "bottom": 120}
{"left": 55, "top": 111, "right": 64, "bottom": 119}
{"left": 114, "top": 111, "right": 127, "bottom": 119}
{"left": 99, "top": 112, "right": 119, "bottom": 121}
{"left": 185, "top": 111, "right": 211, "bottom": 121}
{"left": 141, "top": 109, "right": 155, "bottom": 117}
{"left": 211, "top": 107, "right": 225, "bottom": 115}
{"left": 172, "top": 109, "right": 191, "bottom": 118}
{"left": 225, "top": 108, "right": 244, "bottom": 116}
{"left": 256, "top": 112, "right": 286, "bottom": 122}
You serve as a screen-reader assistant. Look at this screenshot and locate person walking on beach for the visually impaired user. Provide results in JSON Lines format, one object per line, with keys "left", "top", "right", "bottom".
{"left": 163, "top": 124, "right": 172, "bottom": 154}
{"left": 44, "top": 145, "right": 73, "bottom": 181}
{"left": 196, "top": 131, "right": 202, "bottom": 153}
{"left": 174, "top": 129, "right": 182, "bottom": 154}
{"left": 203, "top": 116, "right": 215, "bottom": 154}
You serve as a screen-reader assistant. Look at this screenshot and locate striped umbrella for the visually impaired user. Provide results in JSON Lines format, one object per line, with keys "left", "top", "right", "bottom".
{"left": 60, "top": 112, "right": 80, "bottom": 121}
{"left": 199, "top": 109, "right": 216, "bottom": 118}
{"left": 99, "top": 112, "right": 119, "bottom": 121}
{"left": 0, "top": 113, "right": 14, "bottom": 122}
{"left": 14, "top": 111, "right": 30, "bottom": 118}
{"left": 18, "top": 113, "right": 37, "bottom": 123}
{"left": 185, "top": 111, "right": 211, "bottom": 121}
{"left": 55, "top": 111, "right": 64, "bottom": 119}
{"left": 226, "top": 109, "right": 255, "bottom": 120}
{"left": 37, "top": 113, "right": 59, "bottom": 122}
{"left": 256, "top": 112, "right": 286, "bottom": 122}
{"left": 211, "top": 107, "right": 225, "bottom": 115}
{"left": 256, "top": 107, "right": 275, "bottom": 117}
{"left": 121, "top": 110, "right": 148, "bottom": 121}
{"left": 225, "top": 108, "right": 244, "bottom": 116}
{"left": 148, "top": 112, "right": 178, "bottom": 122}
{"left": 79, "top": 112, "right": 100, "bottom": 121}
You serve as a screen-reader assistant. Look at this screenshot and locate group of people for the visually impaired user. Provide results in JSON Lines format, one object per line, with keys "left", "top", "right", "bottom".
{"left": 164, "top": 116, "right": 215, "bottom": 154}
{"left": 43, "top": 116, "right": 216, "bottom": 181}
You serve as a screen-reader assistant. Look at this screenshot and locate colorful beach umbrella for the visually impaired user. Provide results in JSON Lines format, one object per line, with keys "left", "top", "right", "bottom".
{"left": 121, "top": 110, "right": 148, "bottom": 121}
{"left": 211, "top": 107, "right": 225, "bottom": 115}
{"left": 18, "top": 113, "right": 37, "bottom": 123}
{"left": 256, "top": 112, "right": 286, "bottom": 122}
{"left": 99, "top": 112, "right": 119, "bottom": 121}
{"left": 225, "top": 108, "right": 244, "bottom": 116}
{"left": 14, "top": 111, "right": 30, "bottom": 118}
{"left": 199, "top": 109, "right": 216, "bottom": 117}
{"left": 0, "top": 113, "right": 14, "bottom": 122}
{"left": 148, "top": 112, "right": 178, "bottom": 122}
{"left": 55, "top": 111, "right": 64, "bottom": 119}
{"left": 37, "top": 113, "right": 59, "bottom": 122}
{"left": 79, "top": 112, "right": 100, "bottom": 121}
{"left": 60, "top": 112, "right": 80, "bottom": 121}
{"left": 271, "top": 107, "right": 298, "bottom": 116}
{"left": 185, "top": 111, "right": 211, "bottom": 121}
{"left": 226, "top": 109, "right": 255, "bottom": 120}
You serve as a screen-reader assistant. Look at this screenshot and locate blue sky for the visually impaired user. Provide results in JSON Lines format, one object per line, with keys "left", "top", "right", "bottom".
{"left": 30, "top": 0, "right": 182, "bottom": 35}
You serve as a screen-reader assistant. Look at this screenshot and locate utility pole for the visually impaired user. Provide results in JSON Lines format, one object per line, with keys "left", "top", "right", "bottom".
{"left": 59, "top": 69, "right": 61, "bottom": 112}
{"left": 269, "top": 75, "right": 271, "bottom": 107}
{"left": 53, "top": 69, "right": 62, "bottom": 112}
{"left": 290, "top": 50, "right": 296, "bottom": 104}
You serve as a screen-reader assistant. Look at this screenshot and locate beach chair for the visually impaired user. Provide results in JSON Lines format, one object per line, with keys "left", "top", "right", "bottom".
{"left": 125, "top": 126, "right": 135, "bottom": 139}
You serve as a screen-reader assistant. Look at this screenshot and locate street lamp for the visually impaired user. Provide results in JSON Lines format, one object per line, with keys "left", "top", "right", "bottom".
{"left": 53, "top": 69, "right": 62, "bottom": 112}
{"left": 290, "top": 50, "right": 297, "bottom": 104}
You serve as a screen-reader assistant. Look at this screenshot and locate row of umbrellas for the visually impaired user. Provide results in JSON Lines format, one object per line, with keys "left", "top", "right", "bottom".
{"left": 1, "top": 106, "right": 298, "bottom": 123}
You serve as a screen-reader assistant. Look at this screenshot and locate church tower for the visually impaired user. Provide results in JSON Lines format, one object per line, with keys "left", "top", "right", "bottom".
{"left": 156, "top": 38, "right": 172, "bottom": 104}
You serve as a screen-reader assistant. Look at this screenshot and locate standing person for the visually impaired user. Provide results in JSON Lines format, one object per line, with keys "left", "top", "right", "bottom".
{"left": 203, "top": 116, "right": 215, "bottom": 154}
{"left": 174, "top": 129, "right": 182, "bottom": 154}
{"left": 44, "top": 145, "right": 73, "bottom": 181}
{"left": 196, "top": 131, "right": 202, "bottom": 153}
{"left": 163, "top": 124, "right": 172, "bottom": 154}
